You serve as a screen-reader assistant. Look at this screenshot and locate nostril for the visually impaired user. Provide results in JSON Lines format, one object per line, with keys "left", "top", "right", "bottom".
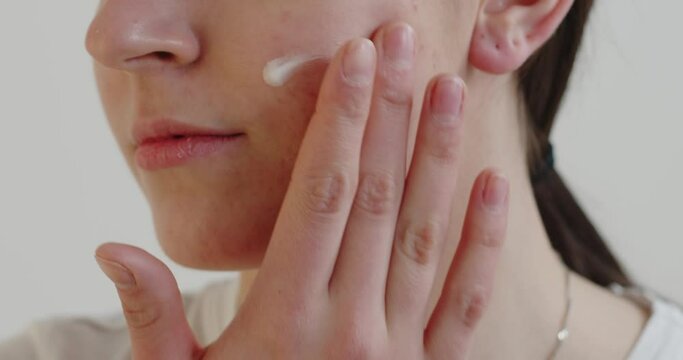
{"left": 154, "top": 51, "right": 174, "bottom": 61}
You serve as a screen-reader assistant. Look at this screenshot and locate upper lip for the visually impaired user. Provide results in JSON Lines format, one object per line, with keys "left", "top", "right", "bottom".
{"left": 133, "top": 118, "right": 244, "bottom": 146}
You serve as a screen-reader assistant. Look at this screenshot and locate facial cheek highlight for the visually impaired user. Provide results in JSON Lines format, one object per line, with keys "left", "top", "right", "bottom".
{"left": 262, "top": 54, "right": 327, "bottom": 87}
{"left": 262, "top": 36, "right": 349, "bottom": 88}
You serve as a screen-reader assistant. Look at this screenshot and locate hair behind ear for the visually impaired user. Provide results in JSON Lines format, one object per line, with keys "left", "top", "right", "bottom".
{"left": 519, "top": 0, "right": 633, "bottom": 287}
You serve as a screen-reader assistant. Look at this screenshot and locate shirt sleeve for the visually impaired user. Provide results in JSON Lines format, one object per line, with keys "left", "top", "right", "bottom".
{"left": 627, "top": 298, "right": 683, "bottom": 360}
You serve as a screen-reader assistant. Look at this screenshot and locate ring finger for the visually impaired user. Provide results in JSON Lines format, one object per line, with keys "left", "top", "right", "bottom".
{"left": 385, "top": 74, "right": 466, "bottom": 336}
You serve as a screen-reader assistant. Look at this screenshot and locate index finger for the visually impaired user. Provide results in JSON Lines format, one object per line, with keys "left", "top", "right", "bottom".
{"left": 256, "top": 38, "right": 377, "bottom": 298}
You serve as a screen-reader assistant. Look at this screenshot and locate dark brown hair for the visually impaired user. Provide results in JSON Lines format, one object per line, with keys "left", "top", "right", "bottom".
{"left": 519, "top": 0, "right": 632, "bottom": 287}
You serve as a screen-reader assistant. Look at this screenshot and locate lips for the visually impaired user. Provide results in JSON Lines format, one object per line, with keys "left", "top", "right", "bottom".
{"left": 134, "top": 119, "right": 245, "bottom": 171}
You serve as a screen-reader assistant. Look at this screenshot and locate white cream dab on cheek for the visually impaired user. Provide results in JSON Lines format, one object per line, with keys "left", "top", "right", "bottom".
{"left": 262, "top": 54, "right": 326, "bottom": 87}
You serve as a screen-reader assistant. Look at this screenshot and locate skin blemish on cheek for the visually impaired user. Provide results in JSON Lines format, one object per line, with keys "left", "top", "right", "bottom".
{"left": 262, "top": 54, "right": 328, "bottom": 87}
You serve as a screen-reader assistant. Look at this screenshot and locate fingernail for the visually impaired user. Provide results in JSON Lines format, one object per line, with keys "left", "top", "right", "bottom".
{"left": 483, "top": 172, "right": 509, "bottom": 210}
{"left": 383, "top": 23, "right": 415, "bottom": 69}
{"left": 343, "top": 38, "right": 375, "bottom": 86}
{"left": 431, "top": 76, "right": 464, "bottom": 123}
{"left": 96, "top": 256, "right": 136, "bottom": 290}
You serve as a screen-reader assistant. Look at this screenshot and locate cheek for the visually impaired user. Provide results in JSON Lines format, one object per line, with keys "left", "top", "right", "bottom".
{"left": 94, "top": 66, "right": 123, "bottom": 133}
{"left": 94, "top": 65, "right": 135, "bottom": 158}
{"left": 225, "top": 1, "right": 418, "bottom": 144}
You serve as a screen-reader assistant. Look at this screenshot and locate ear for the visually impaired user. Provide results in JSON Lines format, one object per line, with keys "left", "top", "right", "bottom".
{"left": 468, "top": 0, "right": 575, "bottom": 74}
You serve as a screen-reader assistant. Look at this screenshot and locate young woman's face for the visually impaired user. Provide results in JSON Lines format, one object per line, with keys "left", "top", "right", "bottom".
{"left": 86, "top": 0, "right": 476, "bottom": 269}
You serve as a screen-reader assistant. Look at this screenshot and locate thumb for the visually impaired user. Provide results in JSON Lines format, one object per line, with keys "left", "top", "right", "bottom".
{"left": 95, "top": 242, "right": 204, "bottom": 360}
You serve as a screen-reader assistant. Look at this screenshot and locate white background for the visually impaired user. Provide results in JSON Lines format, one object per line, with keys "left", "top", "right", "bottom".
{"left": 1, "top": 0, "right": 681, "bottom": 341}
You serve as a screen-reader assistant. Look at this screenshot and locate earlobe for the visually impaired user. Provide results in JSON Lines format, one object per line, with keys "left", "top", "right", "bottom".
{"left": 468, "top": 0, "right": 574, "bottom": 74}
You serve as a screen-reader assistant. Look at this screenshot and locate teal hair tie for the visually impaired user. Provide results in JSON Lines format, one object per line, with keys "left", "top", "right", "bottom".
{"left": 531, "top": 143, "right": 555, "bottom": 184}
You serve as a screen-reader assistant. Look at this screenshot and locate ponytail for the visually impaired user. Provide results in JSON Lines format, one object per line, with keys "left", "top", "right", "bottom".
{"left": 519, "top": 0, "right": 631, "bottom": 287}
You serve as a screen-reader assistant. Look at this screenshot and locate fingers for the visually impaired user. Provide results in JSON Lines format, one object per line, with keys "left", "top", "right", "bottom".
{"left": 424, "top": 169, "right": 509, "bottom": 358}
{"left": 385, "top": 74, "right": 466, "bottom": 335}
{"left": 95, "top": 243, "right": 202, "bottom": 360}
{"left": 329, "top": 22, "right": 416, "bottom": 310}
{"left": 257, "top": 38, "right": 377, "bottom": 297}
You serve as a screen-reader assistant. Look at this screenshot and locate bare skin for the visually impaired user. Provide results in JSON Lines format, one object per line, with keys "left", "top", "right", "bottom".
{"left": 86, "top": 0, "right": 649, "bottom": 358}
{"left": 96, "top": 24, "right": 512, "bottom": 359}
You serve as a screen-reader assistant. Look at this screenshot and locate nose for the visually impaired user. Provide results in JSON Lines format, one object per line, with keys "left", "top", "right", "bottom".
{"left": 85, "top": 1, "right": 200, "bottom": 73}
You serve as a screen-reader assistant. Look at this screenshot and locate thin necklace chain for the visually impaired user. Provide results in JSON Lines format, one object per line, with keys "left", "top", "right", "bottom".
{"left": 548, "top": 268, "right": 572, "bottom": 360}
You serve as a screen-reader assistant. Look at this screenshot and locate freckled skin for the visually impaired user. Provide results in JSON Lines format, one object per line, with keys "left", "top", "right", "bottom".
{"left": 89, "top": 0, "right": 477, "bottom": 270}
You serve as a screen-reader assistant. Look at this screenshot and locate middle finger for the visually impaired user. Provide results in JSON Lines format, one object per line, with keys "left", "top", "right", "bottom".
{"left": 329, "top": 21, "right": 417, "bottom": 313}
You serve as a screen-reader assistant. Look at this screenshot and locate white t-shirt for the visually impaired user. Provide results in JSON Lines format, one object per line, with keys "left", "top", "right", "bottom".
{"left": 1, "top": 277, "right": 682, "bottom": 359}
{"left": 611, "top": 284, "right": 683, "bottom": 360}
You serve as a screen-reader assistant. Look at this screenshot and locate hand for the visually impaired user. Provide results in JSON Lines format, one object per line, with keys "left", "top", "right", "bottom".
{"left": 95, "top": 21, "right": 510, "bottom": 360}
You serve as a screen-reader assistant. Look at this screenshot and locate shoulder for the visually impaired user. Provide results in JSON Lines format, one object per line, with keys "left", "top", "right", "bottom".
{"left": 0, "top": 276, "right": 240, "bottom": 360}
{"left": 619, "top": 285, "right": 683, "bottom": 360}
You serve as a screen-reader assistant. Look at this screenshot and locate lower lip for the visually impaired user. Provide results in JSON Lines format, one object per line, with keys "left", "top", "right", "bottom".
{"left": 135, "top": 134, "right": 244, "bottom": 171}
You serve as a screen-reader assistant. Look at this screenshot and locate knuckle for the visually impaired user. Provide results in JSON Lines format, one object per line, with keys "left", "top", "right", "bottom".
{"left": 337, "top": 330, "right": 378, "bottom": 360}
{"left": 452, "top": 285, "right": 490, "bottom": 329}
{"left": 377, "top": 81, "right": 413, "bottom": 113}
{"left": 472, "top": 220, "right": 505, "bottom": 249}
{"left": 354, "top": 171, "right": 397, "bottom": 215}
{"left": 333, "top": 310, "right": 383, "bottom": 360}
{"left": 300, "top": 170, "right": 352, "bottom": 215}
{"left": 426, "top": 129, "right": 460, "bottom": 163}
{"left": 344, "top": 346, "right": 376, "bottom": 360}
{"left": 329, "top": 89, "right": 370, "bottom": 125}
{"left": 480, "top": 228, "right": 505, "bottom": 249}
{"left": 121, "top": 301, "right": 161, "bottom": 331}
{"left": 398, "top": 219, "right": 442, "bottom": 266}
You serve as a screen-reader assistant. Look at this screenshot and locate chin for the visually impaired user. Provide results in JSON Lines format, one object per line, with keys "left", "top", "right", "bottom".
{"left": 151, "top": 202, "right": 278, "bottom": 270}
{"left": 142, "top": 172, "right": 289, "bottom": 270}
{"left": 127, "top": 127, "right": 301, "bottom": 270}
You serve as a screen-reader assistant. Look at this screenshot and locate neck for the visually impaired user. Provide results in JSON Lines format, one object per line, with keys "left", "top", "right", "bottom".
{"left": 238, "top": 75, "right": 649, "bottom": 358}
{"left": 436, "top": 74, "right": 571, "bottom": 357}
{"left": 441, "top": 74, "right": 649, "bottom": 358}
